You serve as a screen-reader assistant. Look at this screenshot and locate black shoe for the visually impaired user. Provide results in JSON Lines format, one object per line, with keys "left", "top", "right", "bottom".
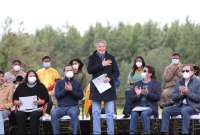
{"left": 123, "top": 114, "right": 130, "bottom": 118}
{"left": 160, "top": 132, "right": 168, "bottom": 135}
{"left": 160, "top": 101, "right": 174, "bottom": 108}
{"left": 159, "top": 103, "right": 164, "bottom": 109}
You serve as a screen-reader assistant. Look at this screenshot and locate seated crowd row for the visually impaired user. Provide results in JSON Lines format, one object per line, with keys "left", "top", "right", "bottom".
{"left": 0, "top": 40, "right": 200, "bottom": 135}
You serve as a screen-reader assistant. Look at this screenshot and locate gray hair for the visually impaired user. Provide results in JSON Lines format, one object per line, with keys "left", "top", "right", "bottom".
{"left": 95, "top": 39, "right": 107, "bottom": 46}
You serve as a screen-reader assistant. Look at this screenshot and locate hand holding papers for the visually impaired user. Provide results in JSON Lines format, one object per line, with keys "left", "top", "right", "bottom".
{"left": 18, "top": 96, "right": 38, "bottom": 112}
{"left": 92, "top": 74, "right": 111, "bottom": 94}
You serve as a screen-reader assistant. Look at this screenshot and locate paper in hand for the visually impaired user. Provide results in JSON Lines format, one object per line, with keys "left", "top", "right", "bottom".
{"left": 19, "top": 96, "right": 38, "bottom": 112}
{"left": 92, "top": 74, "right": 111, "bottom": 94}
{"left": 132, "top": 106, "right": 150, "bottom": 112}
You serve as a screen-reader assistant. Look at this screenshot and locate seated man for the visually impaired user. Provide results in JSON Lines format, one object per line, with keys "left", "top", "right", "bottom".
{"left": 129, "top": 65, "right": 161, "bottom": 135}
{"left": 4, "top": 59, "right": 26, "bottom": 83}
{"left": 0, "top": 70, "right": 14, "bottom": 134}
{"left": 51, "top": 64, "right": 84, "bottom": 135}
{"left": 160, "top": 64, "right": 200, "bottom": 135}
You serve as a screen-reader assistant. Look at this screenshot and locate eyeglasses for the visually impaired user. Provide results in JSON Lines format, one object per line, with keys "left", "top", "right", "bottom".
{"left": 182, "top": 70, "right": 190, "bottom": 73}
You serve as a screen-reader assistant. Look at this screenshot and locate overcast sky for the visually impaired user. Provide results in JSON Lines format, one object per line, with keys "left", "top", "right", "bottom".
{"left": 0, "top": 0, "right": 200, "bottom": 34}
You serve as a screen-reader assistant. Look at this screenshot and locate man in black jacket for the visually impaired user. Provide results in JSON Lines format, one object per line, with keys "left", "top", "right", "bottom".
{"left": 87, "top": 40, "right": 120, "bottom": 135}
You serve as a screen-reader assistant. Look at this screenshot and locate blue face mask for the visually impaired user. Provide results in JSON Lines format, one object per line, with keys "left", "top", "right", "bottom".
{"left": 43, "top": 62, "right": 51, "bottom": 68}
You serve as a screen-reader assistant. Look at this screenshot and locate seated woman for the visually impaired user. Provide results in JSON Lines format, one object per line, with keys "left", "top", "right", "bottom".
{"left": 13, "top": 70, "right": 49, "bottom": 135}
{"left": 123, "top": 56, "right": 146, "bottom": 117}
{"left": 129, "top": 65, "right": 161, "bottom": 135}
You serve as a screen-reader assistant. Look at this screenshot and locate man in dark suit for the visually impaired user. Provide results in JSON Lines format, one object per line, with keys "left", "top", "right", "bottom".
{"left": 160, "top": 64, "right": 200, "bottom": 135}
{"left": 87, "top": 39, "right": 120, "bottom": 135}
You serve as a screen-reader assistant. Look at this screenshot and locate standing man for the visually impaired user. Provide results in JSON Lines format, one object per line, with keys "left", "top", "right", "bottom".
{"left": 5, "top": 59, "right": 26, "bottom": 83}
{"left": 87, "top": 40, "right": 120, "bottom": 135}
{"left": 51, "top": 64, "right": 83, "bottom": 135}
{"left": 160, "top": 53, "right": 182, "bottom": 108}
{"left": 0, "top": 70, "right": 14, "bottom": 134}
{"left": 37, "top": 56, "right": 60, "bottom": 114}
{"left": 160, "top": 64, "right": 200, "bottom": 135}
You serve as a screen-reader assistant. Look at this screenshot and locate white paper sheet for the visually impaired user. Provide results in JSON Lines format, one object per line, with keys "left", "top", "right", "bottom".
{"left": 92, "top": 74, "right": 111, "bottom": 94}
{"left": 19, "top": 96, "right": 38, "bottom": 112}
{"left": 132, "top": 106, "right": 150, "bottom": 112}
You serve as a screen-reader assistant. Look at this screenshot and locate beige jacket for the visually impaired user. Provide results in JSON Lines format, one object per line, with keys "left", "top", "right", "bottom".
{"left": 163, "top": 63, "right": 183, "bottom": 89}
{"left": 0, "top": 82, "right": 15, "bottom": 109}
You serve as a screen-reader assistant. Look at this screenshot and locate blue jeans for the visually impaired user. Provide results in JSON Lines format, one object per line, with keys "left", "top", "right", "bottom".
{"left": 51, "top": 106, "right": 80, "bottom": 135}
{"left": 0, "top": 110, "right": 10, "bottom": 134}
{"left": 160, "top": 105, "right": 197, "bottom": 134}
{"left": 129, "top": 108, "right": 153, "bottom": 135}
{"left": 92, "top": 101, "right": 114, "bottom": 135}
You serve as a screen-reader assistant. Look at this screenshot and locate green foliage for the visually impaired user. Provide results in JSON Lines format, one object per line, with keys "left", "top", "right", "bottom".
{"left": 117, "top": 60, "right": 131, "bottom": 96}
{"left": 0, "top": 18, "right": 199, "bottom": 97}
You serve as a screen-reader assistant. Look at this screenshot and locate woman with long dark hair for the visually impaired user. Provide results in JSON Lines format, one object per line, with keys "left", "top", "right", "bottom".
{"left": 123, "top": 56, "right": 146, "bottom": 118}
{"left": 128, "top": 56, "right": 146, "bottom": 86}
{"left": 13, "top": 70, "right": 49, "bottom": 135}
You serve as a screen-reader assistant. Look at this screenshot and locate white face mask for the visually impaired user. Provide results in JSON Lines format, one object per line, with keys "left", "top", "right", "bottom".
{"left": 72, "top": 64, "right": 79, "bottom": 70}
{"left": 65, "top": 71, "right": 74, "bottom": 79}
{"left": 28, "top": 77, "right": 37, "bottom": 84}
{"left": 141, "top": 72, "right": 147, "bottom": 79}
{"left": 182, "top": 72, "right": 191, "bottom": 79}
{"left": 172, "top": 59, "right": 180, "bottom": 65}
{"left": 136, "top": 62, "right": 142, "bottom": 68}
{"left": 13, "top": 65, "right": 21, "bottom": 71}
{"left": 43, "top": 62, "right": 51, "bottom": 68}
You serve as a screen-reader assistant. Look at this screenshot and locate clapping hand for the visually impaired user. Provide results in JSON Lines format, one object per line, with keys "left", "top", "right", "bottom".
{"left": 180, "top": 86, "right": 188, "bottom": 94}
{"left": 65, "top": 82, "right": 72, "bottom": 91}
{"left": 142, "top": 87, "right": 149, "bottom": 94}
{"left": 135, "top": 86, "right": 142, "bottom": 96}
